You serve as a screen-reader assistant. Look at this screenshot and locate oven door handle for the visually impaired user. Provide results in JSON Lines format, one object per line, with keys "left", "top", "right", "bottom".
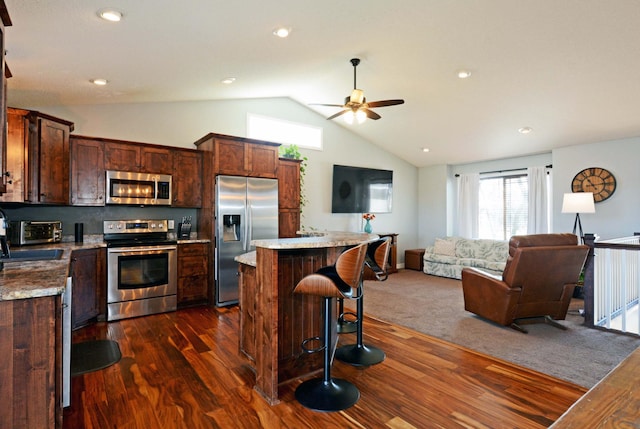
{"left": 108, "top": 245, "right": 177, "bottom": 254}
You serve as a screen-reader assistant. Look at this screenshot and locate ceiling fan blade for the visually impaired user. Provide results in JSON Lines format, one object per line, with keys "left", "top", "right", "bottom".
{"left": 362, "top": 108, "right": 381, "bottom": 120}
{"left": 309, "top": 103, "right": 346, "bottom": 108}
{"left": 326, "top": 110, "right": 350, "bottom": 120}
{"left": 365, "top": 99, "right": 405, "bottom": 108}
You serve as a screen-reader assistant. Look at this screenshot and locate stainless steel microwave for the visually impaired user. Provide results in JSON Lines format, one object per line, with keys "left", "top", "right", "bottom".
{"left": 105, "top": 170, "right": 172, "bottom": 206}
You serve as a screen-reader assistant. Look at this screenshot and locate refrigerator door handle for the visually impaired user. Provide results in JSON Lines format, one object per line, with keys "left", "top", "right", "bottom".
{"left": 245, "top": 200, "right": 252, "bottom": 251}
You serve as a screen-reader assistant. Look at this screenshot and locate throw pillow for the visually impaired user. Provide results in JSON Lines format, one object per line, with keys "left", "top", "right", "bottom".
{"left": 433, "top": 238, "right": 456, "bottom": 256}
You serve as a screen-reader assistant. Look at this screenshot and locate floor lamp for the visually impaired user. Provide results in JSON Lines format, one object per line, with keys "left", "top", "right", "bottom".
{"left": 561, "top": 192, "right": 595, "bottom": 243}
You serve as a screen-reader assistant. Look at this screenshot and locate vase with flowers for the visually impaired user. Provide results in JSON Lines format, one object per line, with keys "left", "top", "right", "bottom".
{"left": 363, "top": 213, "right": 375, "bottom": 233}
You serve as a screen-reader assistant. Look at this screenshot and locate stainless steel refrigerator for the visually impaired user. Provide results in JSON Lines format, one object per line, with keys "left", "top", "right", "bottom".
{"left": 215, "top": 175, "right": 279, "bottom": 306}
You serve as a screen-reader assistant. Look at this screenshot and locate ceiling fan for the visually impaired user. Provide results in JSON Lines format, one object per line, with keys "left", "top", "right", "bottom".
{"left": 311, "top": 58, "right": 405, "bottom": 123}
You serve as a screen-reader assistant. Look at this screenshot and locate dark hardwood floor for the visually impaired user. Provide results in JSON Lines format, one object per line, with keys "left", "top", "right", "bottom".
{"left": 64, "top": 306, "right": 586, "bottom": 428}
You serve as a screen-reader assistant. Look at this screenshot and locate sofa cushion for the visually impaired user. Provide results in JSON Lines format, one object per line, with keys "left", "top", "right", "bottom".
{"left": 433, "top": 238, "right": 456, "bottom": 256}
{"left": 468, "top": 258, "right": 507, "bottom": 273}
{"left": 455, "top": 238, "right": 508, "bottom": 261}
{"left": 424, "top": 253, "right": 458, "bottom": 265}
{"left": 424, "top": 236, "right": 508, "bottom": 279}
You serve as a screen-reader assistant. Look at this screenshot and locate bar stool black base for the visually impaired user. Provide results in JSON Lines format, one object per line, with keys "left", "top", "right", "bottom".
{"left": 335, "top": 343, "right": 385, "bottom": 367}
{"left": 295, "top": 378, "right": 360, "bottom": 412}
{"left": 337, "top": 318, "right": 357, "bottom": 334}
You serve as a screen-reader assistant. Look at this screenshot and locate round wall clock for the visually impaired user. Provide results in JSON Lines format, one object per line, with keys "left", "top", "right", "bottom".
{"left": 571, "top": 167, "right": 616, "bottom": 203}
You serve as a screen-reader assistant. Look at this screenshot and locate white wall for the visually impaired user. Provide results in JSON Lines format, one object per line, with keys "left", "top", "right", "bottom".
{"left": 552, "top": 137, "right": 640, "bottom": 240}
{"left": 418, "top": 164, "right": 449, "bottom": 248}
{"left": 28, "top": 97, "right": 419, "bottom": 262}
{"left": 416, "top": 137, "right": 640, "bottom": 246}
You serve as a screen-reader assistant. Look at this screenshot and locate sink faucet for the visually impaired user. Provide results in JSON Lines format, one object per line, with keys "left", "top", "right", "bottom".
{"left": 0, "top": 208, "right": 10, "bottom": 258}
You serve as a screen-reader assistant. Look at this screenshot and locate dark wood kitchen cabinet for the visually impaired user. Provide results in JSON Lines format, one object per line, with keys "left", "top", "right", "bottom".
{"left": 0, "top": 2, "right": 11, "bottom": 196}
{"left": 277, "top": 157, "right": 301, "bottom": 238}
{"left": 172, "top": 148, "right": 202, "bottom": 208}
{"left": 0, "top": 295, "right": 62, "bottom": 429}
{"left": 0, "top": 107, "right": 74, "bottom": 204}
{"left": 177, "top": 242, "right": 209, "bottom": 306}
{"left": 194, "top": 133, "right": 279, "bottom": 178}
{"left": 70, "top": 248, "right": 106, "bottom": 329}
{"left": 0, "top": 107, "right": 27, "bottom": 202}
{"left": 104, "top": 140, "right": 173, "bottom": 174}
{"left": 70, "top": 136, "right": 105, "bottom": 206}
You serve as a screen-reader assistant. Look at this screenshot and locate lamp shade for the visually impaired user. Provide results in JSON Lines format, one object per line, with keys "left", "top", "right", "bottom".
{"left": 561, "top": 192, "right": 595, "bottom": 214}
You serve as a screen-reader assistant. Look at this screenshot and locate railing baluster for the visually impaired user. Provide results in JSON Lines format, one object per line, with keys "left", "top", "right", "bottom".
{"left": 591, "top": 235, "right": 640, "bottom": 335}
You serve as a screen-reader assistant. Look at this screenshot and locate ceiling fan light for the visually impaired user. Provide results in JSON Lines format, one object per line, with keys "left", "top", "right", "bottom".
{"left": 344, "top": 111, "right": 355, "bottom": 124}
{"left": 344, "top": 109, "right": 367, "bottom": 124}
{"left": 350, "top": 89, "right": 365, "bottom": 104}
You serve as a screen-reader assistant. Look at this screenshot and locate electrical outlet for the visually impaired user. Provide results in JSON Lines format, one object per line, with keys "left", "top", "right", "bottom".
{"left": 168, "top": 219, "right": 175, "bottom": 229}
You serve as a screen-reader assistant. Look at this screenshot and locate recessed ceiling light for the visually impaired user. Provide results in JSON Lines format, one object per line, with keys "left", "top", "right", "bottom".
{"left": 422, "top": 148, "right": 430, "bottom": 153}
{"left": 457, "top": 70, "right": 472, "bottom": 79}
{"left": 221, "top": 77, "right": 236, "bottom": 84}
{"left": 272, "top": 27, "right": 291, "bottom": 38}
{"left": 91, "top": 78, "right": 108, "bottom": 86}
{"left": 98, "top": 9, "right": 123, "bottom": 22}
{"left": 518, "top": 127, "right": 533, "bottom": 134}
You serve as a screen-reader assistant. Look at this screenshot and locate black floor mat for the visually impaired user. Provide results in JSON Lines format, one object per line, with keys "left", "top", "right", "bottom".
{"left": 71, "top": 340, "right": 122, "bottom": 377}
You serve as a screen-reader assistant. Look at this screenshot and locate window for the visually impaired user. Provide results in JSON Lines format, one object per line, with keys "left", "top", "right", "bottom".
{"left": 247, "top": 113, "right": 323, "bottom": 150}
{"left": 478, "top": 174, "right": 528, "bottom": 240}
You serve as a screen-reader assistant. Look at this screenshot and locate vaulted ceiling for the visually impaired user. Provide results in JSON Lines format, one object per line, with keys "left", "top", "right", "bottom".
{"left": 5, "top": 0, "right": 640, "bottom": 167}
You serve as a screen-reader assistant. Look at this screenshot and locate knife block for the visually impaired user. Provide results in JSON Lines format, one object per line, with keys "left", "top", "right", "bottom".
{"left": 178, "top": 223, "right": 191, "bottom": 239}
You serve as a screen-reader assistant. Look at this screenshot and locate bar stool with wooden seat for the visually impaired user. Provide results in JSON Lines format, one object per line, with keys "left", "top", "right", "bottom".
{"left": 335, "top": 237, "right": 391, "bottom": 367}
{"left": 293, "top": 242, "right": 368, "bottom": 412}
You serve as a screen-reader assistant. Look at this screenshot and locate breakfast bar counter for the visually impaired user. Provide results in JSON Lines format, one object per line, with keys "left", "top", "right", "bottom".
{"left": 235, "top": 232, "right": 377, "bottom": 404}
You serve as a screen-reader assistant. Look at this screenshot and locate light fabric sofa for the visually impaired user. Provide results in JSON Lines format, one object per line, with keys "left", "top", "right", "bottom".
{"left": 422, "top": 237, "right": 509, "bottom": 280}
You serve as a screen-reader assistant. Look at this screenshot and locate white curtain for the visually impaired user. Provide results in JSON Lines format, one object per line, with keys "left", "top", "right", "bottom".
{"left": 527, "top": 166, "right": 549, "bottom": 234}
{"left": 457, "top": 173, "right": 479, "bottom": 238}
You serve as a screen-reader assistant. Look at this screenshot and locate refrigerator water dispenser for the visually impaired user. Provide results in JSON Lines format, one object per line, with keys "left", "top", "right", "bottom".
{"left": 222, "top": 214, "right": 241, "bottom": 242}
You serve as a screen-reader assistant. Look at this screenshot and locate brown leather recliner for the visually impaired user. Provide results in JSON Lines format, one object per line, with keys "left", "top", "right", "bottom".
{"left": 461, "top": 233, "right": 589, "bottom": 333}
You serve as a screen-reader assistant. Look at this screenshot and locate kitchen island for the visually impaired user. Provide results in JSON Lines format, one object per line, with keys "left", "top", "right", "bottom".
{"left": 235, "top": 231, "right": 378, "bottom": 404}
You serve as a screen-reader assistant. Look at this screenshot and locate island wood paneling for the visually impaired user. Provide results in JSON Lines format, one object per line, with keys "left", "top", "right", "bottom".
{"left": 254, "top": 246, "right": 344, "bottom": 404}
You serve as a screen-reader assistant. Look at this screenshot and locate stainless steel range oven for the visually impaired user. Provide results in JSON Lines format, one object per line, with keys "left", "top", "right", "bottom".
{"left": 104, "top": 220, "right": 177, "bottom": 321}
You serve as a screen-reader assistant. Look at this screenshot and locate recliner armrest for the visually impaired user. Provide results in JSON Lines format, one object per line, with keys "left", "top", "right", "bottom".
{"left": 461, "top": 267, "right": 503, "bottom": 282}
{"left": 462, "top": 267, "right": 522, "bottom": 326}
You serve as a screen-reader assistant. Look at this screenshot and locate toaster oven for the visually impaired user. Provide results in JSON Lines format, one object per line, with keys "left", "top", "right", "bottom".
{"left": 9, "top": 221, "right": 63, "bottom": 246}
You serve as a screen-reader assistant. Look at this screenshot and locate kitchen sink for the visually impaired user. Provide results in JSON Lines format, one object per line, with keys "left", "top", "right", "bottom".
{"left": 2, "top": 249, "right": 64, "bottom": 262}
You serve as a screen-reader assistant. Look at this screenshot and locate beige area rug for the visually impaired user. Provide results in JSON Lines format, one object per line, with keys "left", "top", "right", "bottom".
{"left": 347, "top": 269, "right": 640, "bottom": 388}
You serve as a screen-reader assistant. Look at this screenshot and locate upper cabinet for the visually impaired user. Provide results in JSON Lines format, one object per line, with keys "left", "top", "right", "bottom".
{"left": 0, "top": 1, "right": 11, "bottom": 196}
{"left": 70, "top": 136, "right": 105, "bottom": 206}
{"left": 0, "top": 107, "right": 74, "bottom": 204}
{"left": 194, "top": 133, "right": 279, "bottom": 178}
{"left": 70, "top": 135, "right": 203, "bottom": 208}
{"left": 104, "top": 140, "right": 173, "bottom": 173}
{"left": 278, "top": 158, "right": 301, "bottom": 238}
{"left": 172, "top": 148, "right": 203, "bottom": 208}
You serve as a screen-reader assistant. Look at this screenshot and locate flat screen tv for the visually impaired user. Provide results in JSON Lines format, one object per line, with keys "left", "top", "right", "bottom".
{"left": 331, "top": 164, "right": 393, "bottom": 213}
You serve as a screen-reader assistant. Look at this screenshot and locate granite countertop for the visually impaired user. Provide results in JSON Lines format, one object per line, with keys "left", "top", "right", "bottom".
{"left": 0, "top": 235, "right": 211, "bottom": 302}
{"left": 0, "top": 239, "right": 106, "bottom": 302}
{"left": 251, "top": 231, "right": 378, "bottom": 250}
{"left": 177, "top": 238, "right": 211, "bottom": 244}
{"left": 235, "top": 251, "right": 256, "bottom": 267}
{"left": 235, "top": 232, "right": 378, "bottom": 266}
